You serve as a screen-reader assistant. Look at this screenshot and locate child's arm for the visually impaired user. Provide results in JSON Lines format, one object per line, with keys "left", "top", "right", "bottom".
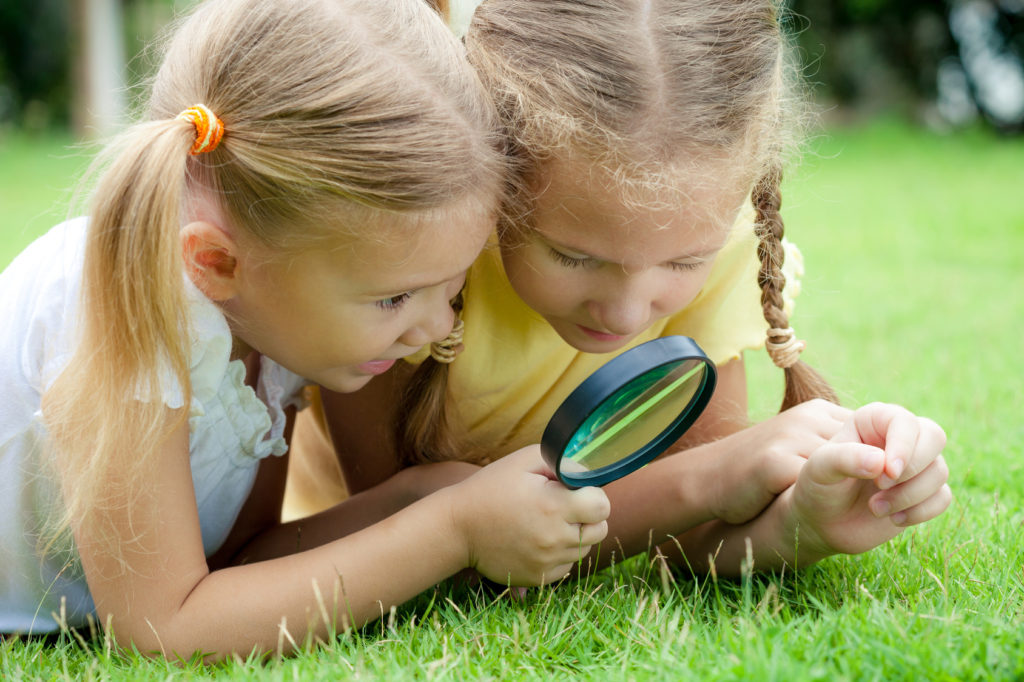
{"left": 73, "top": 409, "right": 609, "bottom": 660}
{"left": 311, "top": 357, "right": 757, "bottom": 503}
{"left": 659, "top": 357, "right": 753, "bottom": 450}
{"left": 571, "top": 397, "right": 851, "bottom": 567}
{"left": 656, "top": 402, "right": 951, "bottom": 574}
{"left": 218, "top": 458, "right": 483, "bottom": 564}
{"left": 304, "top": 363, "right": 847, "bottom": 568}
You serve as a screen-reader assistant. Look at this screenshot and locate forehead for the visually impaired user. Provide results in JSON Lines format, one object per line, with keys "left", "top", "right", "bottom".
{"left": 293, "top": 197, "right": 493, "bottom": 293}
{"left": 526, "top": 156, "right": 750, "bottom": 262}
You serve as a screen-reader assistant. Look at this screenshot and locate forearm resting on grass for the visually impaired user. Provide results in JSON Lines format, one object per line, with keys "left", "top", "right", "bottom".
{"left": 77, "top": 417, "right": 608, "bottom": 660}
{"left": 235, "top": 460, "right": 482, "bottom": 561}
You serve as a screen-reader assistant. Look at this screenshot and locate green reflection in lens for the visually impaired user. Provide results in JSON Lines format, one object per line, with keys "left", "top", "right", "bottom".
{"left": 562, "top": 360, "right": 704, "bottom": 471}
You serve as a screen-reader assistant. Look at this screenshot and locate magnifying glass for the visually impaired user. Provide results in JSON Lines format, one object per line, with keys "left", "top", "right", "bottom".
{"left": 540, "top": 336, "right": 716, "bottom": 488}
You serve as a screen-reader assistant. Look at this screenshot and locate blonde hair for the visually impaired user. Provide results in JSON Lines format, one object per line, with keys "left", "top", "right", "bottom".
{"left": 474, "top": 0, "right": 836, "bottom": 409}
{"left": 425, "top": 0, "right": 449, "bottom": 21}
{"left": 396, "top": 0, "right": 835, "bottom": 466}
{"left": 41, "top": 0, "right": 502, "bottom": 553}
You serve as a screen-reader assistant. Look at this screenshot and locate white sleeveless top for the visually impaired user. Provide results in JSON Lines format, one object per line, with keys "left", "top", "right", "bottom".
{"left": 0, "top": 218, "right": 309, "bottom": 633}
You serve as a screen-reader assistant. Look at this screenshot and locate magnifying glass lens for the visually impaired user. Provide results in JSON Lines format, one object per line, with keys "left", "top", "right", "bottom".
{"left": 560, "top": 359, "right": 707, "bottom": 474}
{"left": 541, "top": 336, "right": 717, "bottom": 487}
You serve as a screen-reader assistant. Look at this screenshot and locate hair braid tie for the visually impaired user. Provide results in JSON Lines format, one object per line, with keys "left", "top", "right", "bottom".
{"left": 177, "top": 104, "right": 224, "bottom": 155}
{"left": 430, "top": 317, "right": 465, "bottom": 364}
{"left": 766, "top": 326, "right": 805, "bottom": 369}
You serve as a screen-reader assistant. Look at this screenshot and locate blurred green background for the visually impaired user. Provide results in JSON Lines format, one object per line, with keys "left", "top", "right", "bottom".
{"left": 1, "top": 1, "right": 1022, "bottom": 134}
{"left": 1, "top": 1, "right": 1023, "bottom": 678}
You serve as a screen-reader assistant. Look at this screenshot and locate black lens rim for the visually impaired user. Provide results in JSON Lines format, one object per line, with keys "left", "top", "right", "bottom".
{"left": 540, "top": 335, "right": 717, "bottom": 488}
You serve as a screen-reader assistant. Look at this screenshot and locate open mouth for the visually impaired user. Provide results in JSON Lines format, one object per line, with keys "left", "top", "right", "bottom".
{"left": 356, "top": 358, "right": 397, "bottom": 375}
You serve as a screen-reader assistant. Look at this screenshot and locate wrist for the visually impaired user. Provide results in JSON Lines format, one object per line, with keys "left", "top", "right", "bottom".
{"left": 669, "top": 441, "right": 729, "bottom": 524}
{"left": 431, "top": 482, "right": 474, "bottom": 571}
{"left": 771, "top": 489, "right": 831, "bottom": 568}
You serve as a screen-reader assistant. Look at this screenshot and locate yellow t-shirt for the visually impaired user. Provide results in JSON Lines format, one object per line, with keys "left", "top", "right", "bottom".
{"left": 409, "top": 211, "right": 778, "bottom": 458}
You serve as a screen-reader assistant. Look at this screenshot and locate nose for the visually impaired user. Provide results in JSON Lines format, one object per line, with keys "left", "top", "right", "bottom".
{"left": 585, "top": 277, "right": 653, "bottom": 336}
{"left": 398, "top": 292, "right": 457, "bottom": 349}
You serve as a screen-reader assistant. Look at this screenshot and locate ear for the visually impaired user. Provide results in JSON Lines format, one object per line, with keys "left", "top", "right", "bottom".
{"left": 181, "top": 221, "right": 240, "bottom": 301}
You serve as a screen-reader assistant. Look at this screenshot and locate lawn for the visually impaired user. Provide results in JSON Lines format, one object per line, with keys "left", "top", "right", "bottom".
{"left": 2, "top": 120, "right": 1023, "bottom": 680}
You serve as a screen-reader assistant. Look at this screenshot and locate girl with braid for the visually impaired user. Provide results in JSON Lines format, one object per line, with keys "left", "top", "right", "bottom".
{"left": 287, "top": 0, "right": 951, "bottom": 576}
{"left": 0, "top": 0, "right": 613, "bottom": 657}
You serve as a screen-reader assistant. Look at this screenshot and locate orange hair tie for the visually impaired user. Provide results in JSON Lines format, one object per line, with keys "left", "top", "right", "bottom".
{"left": 177, "top": 104, "right": 224, "bottom": 155}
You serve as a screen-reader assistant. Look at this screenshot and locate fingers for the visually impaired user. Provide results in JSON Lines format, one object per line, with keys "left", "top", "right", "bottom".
{"left": 578, "top": 520, "right": 608, "bottom": 547}
{"left": 867, "top": 404, "right": 919, "bottom": 480}
{"left": 889, "top": 484, "right": 953, "bottom": 526}
{"left": 787, "top": 397, "right": 851, "bottom": 422}
{"left": 540, "top": 564, "right": 575, "bottom": 584}
{"left": 806, "top": 398, "right": 854, "bottom": 428}
{"left": 835, "top": 403, "right": 947, "bottom": 490}
{"left": 550, "top": 483, "right": 611, "bottom": 525}
{"left": 836, "top": 402, "right": 910, "bottom": 451}
{"left": 786, "top": 398, "right": 851, "bottom": 439}
{"left": 870, "top": 455, "right": 952, "bottom": 524}
{"left": 878, "top": 416, "right": 946, "bottom": 489}
{"left": 528, "top": 521, "right": 607, "bottom": 583}
{"left": 803, "top": 441, "right": 886, "bottom": 486}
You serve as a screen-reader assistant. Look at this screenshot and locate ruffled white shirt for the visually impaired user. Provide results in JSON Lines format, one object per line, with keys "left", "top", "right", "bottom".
{"left": 0, "top": 218, "right": 309, "bottom": 633}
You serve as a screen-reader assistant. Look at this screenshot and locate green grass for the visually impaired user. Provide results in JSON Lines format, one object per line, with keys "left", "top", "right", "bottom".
{"left": 2, "top": 120, "right": 1023, "bottom": 679}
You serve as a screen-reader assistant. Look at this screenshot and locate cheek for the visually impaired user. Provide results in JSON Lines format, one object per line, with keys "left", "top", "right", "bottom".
{"left": 658, "top": 271, "right": 713, "bottom": 314}
{"left": 506, "top": 259, "right": 582, "bottom": 314}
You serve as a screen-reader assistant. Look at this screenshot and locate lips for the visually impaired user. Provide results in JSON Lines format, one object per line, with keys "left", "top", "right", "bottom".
{"left": 356, "top": 358, "right": 397, "bottom": 375}
{"left": 576, "top": 325, "right": 628, "bottom": 343}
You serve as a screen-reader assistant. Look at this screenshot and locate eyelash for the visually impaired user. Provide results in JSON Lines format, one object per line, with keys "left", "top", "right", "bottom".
{"left": 548, "top": 248, "right": 592, "bottom": 268}
{"left": 668, "top": 261, "right": 704, "bottom": 272}
{"left": 376, "top": 292, "right": 412, "bottom": 311}
{"left": 549, "top": 247, "right": 704, "bottom": 272}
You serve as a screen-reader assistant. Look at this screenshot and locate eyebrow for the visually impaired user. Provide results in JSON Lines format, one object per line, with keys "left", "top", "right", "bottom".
{"left": 364, "top": 268, "right": 468, "bottom": 298}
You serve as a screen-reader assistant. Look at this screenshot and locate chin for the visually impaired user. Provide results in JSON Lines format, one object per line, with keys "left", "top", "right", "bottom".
{"left": 319, "top": 373, "right": 373, "bottom": 394}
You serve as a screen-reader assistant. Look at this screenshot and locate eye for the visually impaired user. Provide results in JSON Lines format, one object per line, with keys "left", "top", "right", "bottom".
{"left": 548, "top": 247, "right": 592, "bottom": 269}
{"left": 667, "top": 260, "right": 705, "bottom": 272}
{"left": 375, "top": 292, "right": 412, "bottom": 311}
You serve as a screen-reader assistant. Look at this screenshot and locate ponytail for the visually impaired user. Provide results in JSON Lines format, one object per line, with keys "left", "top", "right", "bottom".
{"left": 752, "top": 166, "right": 838, "bottom": 412}
{"left": 41, "top": 118, "right": 199, "bottom": 552}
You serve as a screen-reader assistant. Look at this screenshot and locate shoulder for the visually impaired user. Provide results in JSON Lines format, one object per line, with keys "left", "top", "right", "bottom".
{"left": 0, "top": 218, "right": 90, "bottom": 391}
{"left": 1, "top": 218, "right": 89, "bottom": 307}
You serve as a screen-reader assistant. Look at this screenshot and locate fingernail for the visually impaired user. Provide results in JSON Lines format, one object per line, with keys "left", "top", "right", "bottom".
{"left": 891, "top": 511, "right": 907, "bottom": 525}
{"left": 878, "top": 474, "right": 896, "bottom": 490}
{"left": 890, "top": 458, "right": 905, "bottom": 479}
{"left": 871, "top": 499, "right": 891, "bottom": 517}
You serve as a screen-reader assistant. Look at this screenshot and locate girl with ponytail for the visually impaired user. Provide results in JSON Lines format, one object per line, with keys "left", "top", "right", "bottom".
{"left": 0, "top": 0, "right": 613, "bottom": 658}
{"left": 290, "top": 0, "right": 950, "bottom": 577}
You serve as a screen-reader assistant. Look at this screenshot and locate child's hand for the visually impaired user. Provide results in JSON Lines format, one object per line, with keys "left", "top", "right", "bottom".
{"left": 709, "top": 399, "right": 852, "bottom": 524}
{"left": 781, "top": 402, "right": 951, "bottom": 559}
{"left": 447, "top": 446, "right": 610, "bottom": 586}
